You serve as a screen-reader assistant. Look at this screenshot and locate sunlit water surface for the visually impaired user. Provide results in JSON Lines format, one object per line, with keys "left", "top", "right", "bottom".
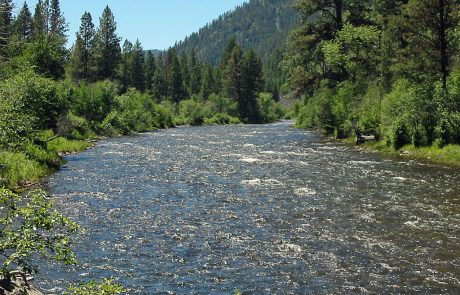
{"left": 38, "top": 122, "right": 460, "bottom": 294}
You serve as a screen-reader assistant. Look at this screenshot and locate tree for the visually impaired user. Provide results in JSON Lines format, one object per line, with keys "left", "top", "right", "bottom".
{"left": 49, "top": 0, "right": 67, "bottom": 41}
{"left": 119, "top": 39, "right": 133, "bottom": 91}
{"left": 71, "top": 11, "right": 95, "bottom": 81}
{"left": 167, "top": 48, "right": 185, "bottom": 103}
{"left": 130, "top": 39, "right": 146, "bottom": 91}
{"left": 201, "top": 65, "right": 216, "bottom": 100}
{"left": 0, "top": 0, "right": 13, "bottom": 58}
{"left": 152, "top": 53, "right": 167, "bottom": 100}
{"left": 189, "top": 49, "right": 202, "bottom": 96}
{"left": 223, "top": 44, "right": 243, "bottom": 103}
{"left": 32, "top": 0, "right": 48, "bottom": 39}
{"left": 93, "top": 6, "right": 121, "bottom": 80}
{"left": 179, "top": 52, "right": 190, "bottom": 95}
{"left": 403, "top": 0, "right": 460, "bottom": 90}
{"left": 144, "top": 51, "right": 156, "bottom": 93}
{"left": 240, "top": 48, "right": 263, "bottom": 123}
{"left": 13, "top": 2, "right": 33, "bottom": 41}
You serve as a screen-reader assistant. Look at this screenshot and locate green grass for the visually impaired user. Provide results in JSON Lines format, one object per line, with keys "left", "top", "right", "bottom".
{"left": 0, "top": 151, "right": 48, "bottom": 189}
{"left": 363, "top": 141, "right": 460, "bottom": 167}
{"left": 401, "top": 144, "right": 460, "bottom": 166}
{"left": 47, "top": 137, "right": 92, "bottom": 154}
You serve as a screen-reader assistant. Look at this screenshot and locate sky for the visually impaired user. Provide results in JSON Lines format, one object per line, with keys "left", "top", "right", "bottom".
{"left": 14, "top": 0, "right": 248, "bottom": 50}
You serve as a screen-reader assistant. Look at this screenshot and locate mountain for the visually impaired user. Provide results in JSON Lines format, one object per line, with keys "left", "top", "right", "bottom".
{"left": 174, "top": 0, "right": 299, "bottom": 92}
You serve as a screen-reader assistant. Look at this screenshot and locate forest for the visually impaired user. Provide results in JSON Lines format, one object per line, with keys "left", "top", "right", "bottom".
{"left": 285, "top": 0, "right": 460, "bottom": 156}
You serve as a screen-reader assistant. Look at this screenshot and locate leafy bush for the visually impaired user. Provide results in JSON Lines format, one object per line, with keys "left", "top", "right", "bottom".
{"left": 177, "top": 99, "right": 205, "bottom": 126}
{"left": 0, "top": 189, "right": 80, "bottom": 278}
{"left": 258, "top": 92, "right": 284, "bottom": 123}
{"left": 72, "top": 81, "right": 119, "bottom": 123}
{"left": 65, "top": 278, "right": 126, "bottom": 295}
{"left": 204, "top": 113, "right": 241, "bottom": 125}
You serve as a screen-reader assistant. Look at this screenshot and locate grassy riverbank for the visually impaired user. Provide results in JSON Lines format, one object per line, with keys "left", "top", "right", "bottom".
{"left": 361, "top": 140, "right": 460, "bottom": 167}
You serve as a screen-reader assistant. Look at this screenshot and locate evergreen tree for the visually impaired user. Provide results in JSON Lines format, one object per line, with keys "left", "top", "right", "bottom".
{"left": 130, "top": 39, "right": 146, "bottom": 91}
{"left": 201, "top": 65, "right": 216, "bottom": 100}
{"left": 49, "top": 0, "right": 67, "bottom": 41}
{"left": 152, "top": 52, "right": 168, "bottom": 100}
{"left": 76, "top": 11, "right": 95, "bottom": 81}
{"left": 189, "top": 49, "right": 202, "bottom": 96}
{"left": 32, "top": 0, "right": 48, "bottom": 39}
{"left": 223, "top": 44, "right": 243, "bottom": 102}
{"left": 93, "top": 6, "right": 121, "bottom": 80}
{"left": 0, "top": 0, "right": 13, "bottom": 58}
{"left": 240, "top": 48, "right": 263, "bottom": 123}
{"left": 179, "top": 52, "right": 190, "bottom": 95}
{"left": 144, "top": 51, "right": 156, "bottom": 93}
{"left": 167, "top": 48, "right": 185, "bottom": 103}
{"left": 13, "top": 2, "right": 33, "bottom": 41}
{"left": 119, "top": 39, "right": 133, "bottom": 91}
{"left": 402, "top": 0, "right": 459, "bottom": 89}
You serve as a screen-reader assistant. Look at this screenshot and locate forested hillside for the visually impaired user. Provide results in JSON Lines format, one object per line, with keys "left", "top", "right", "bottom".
{"left": 175, "top": 0, "right": 300, "bottom": 95}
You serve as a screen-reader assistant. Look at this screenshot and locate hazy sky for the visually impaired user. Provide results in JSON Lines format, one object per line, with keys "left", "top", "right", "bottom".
{"left": 16, "top": 0, "right": 248, "bottom": 50}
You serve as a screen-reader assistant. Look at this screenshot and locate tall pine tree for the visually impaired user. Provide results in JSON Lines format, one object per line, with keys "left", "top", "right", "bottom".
{"left": 130, "top": 39, "right": 146, "bottom": 91}
{"left": 14, "top": 2, "right": 33, "bottom": 41}
{"left": 0, "top": 0, "right": 13, "bottom": 58}
{"left": 93, "top": 6, "right": 121, "bottom": 80}
{"left": 145, "top": 51, "right": 156, "bottom": 93}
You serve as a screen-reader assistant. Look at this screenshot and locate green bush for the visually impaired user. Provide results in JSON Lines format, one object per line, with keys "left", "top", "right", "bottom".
{"left": 72, "top": 81, "right": 119, "bottom": 123}
{"left": 0, "top": 188, "right": 80, "bottom": 278}
{"left": 65, "top": 278, "right": 126, "bottom": 295}
{"left": 204, "top": 113, "right": 241, "bottom": 125}
{"left": 258, "top": 92, "right": 284, "bottom": 123}
{"left": 177, "top": 99, "right": 205, "bottom": 126}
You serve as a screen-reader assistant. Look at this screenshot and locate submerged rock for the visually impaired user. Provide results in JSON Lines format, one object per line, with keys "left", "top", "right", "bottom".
{"left": 0, "top": 275, "right": 44, "bottom": 295}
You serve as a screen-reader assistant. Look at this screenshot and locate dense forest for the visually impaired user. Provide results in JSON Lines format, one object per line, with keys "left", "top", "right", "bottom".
{"left": 175, "top": 0, "right": 300, "bottom": 98}
{"left": 285, "top": 0, "right": 460, "bottom": 151}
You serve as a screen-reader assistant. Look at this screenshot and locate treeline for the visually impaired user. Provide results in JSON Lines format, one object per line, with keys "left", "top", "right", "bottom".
{"left": 285, "top": 0, "right": 460, "bottom": 149}
{"left": 176, "top": 0, "right": 300, "bottom": 99}
{"left": 0, "top": 0, "right": 285, "bottom": 189}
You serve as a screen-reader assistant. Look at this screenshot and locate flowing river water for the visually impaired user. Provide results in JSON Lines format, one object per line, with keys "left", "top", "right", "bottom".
{"left": 38, "top": 121, "right": 459, "bottom": 294}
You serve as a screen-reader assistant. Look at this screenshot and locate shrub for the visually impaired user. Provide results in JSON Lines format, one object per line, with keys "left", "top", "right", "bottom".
{"left": 177, "top": 99, "right": 205, "bottom": 126}
{"left": 65, "top": 278, "right": 126, "bottom": 295}
{"left": 0, "top": 189, "right": 80, "bottom": 278}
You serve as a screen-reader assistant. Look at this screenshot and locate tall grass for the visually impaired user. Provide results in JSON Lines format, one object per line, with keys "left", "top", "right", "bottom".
{"left": 0, "top": 151, "right": 47, "bottom": 189}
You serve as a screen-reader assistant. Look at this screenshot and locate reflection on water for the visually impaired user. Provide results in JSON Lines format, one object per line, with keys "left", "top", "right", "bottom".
{"left": 39, "top": 121, "right": 460, "bottom": 294}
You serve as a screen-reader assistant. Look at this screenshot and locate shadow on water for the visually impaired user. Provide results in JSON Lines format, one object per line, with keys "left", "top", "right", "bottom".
{"left": 38, "top": 121, "right": 460, "bottom": 294}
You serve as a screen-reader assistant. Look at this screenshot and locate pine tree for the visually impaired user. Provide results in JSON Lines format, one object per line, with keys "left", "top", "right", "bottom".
{"left": 78, "top": 11, "right": 95, "bottom": 80}
{"left": 119, "top": 39, "right": 133, "bottom": 91}
{"left": 153, "top": 52, "right": 168, "bottom": 100}
{"left": 49, "top": 0, "right": 67, "bottom": 40}
{"left": 145, "top": 51, "right": 156, "bottom": 93}
{"left": 14, "top": 2, "right": 33, "bottom": 41}
{"left": 240, "top": 48, "right": 263, "bottom": 123}
{"left": 189, "top": 49, "right": 202, "bottom": 96}
{"left": 32, "top": 0, "right": 48, "bottom": 39}
{"left": 167, "top": 48, "right": 185, "bottom": 103}
{"left": 201, "top": 65, "right": 216, "bottom": 100}
{"left": 93, "top": 6, "right": 121, "bottom": 80}
{"left": 0, "top": 0, "right": 13, "bottom": 58}
{"left": 130, "top": 39, "right": 146, "bottom": 91}
{"left": 403, "top": 0, "right": 459, "bottom": 90}
{"left": 179, "top": 52, "right": 190, "bottom": 95}
{"left": 223, "top": 44, "right": 243, "bottom": 102}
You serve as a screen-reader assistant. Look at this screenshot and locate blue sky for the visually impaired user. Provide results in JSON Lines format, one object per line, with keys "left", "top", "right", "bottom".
{"left": 16, "top": 0, "right": 248, "bottom": 50}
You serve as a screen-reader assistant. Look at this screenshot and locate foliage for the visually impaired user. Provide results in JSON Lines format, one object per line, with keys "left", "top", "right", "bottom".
{"left": 0, "top": 151, "right": 47, "bottom": 189}
{"left": 0, "top": 188, "right": 80, "bottom": 279}
{"left": 176, "top": 99, "right": 205, "bottom": 126}
{"left": 64, "top": 278, "right": 126, "bottom": 295}
{"left": 258, "top": 92, "right": 284, "bottom": 123}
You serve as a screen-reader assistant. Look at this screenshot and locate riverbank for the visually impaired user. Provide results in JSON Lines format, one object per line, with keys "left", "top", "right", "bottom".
{"left": 345, "top": 138, "right": 460, "bottom": 167}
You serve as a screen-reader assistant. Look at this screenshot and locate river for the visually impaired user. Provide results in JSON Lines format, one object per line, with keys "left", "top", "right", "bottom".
{"left": 38, "top": 121, "right": 460, "bottom": 294}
